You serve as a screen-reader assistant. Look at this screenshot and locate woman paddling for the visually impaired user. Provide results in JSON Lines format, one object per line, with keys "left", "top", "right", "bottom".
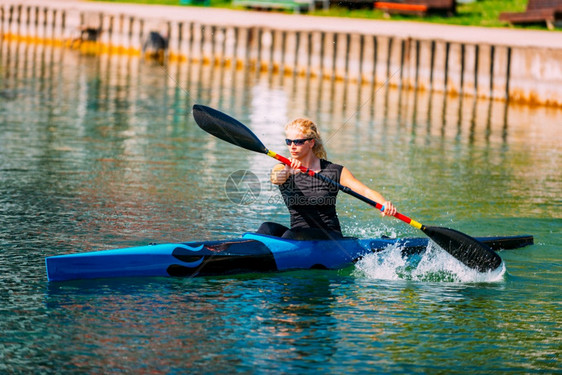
{"left": 257, "top": 118, "right": 396, "bottom": 240}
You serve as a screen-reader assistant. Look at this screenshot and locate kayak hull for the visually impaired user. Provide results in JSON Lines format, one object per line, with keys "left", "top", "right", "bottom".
{"left": 45, "top": 233, "right": 533, "bottom": 282}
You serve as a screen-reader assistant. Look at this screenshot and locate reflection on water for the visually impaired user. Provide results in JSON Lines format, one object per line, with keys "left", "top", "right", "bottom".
{"left": 1, "top": 38, "right": 560, "bottom": 243}
{"left": 1, "top": 37, "right": 560, "bottom": 245}
{"left": 0, "top": 39, "right": 561, "bottom": 373}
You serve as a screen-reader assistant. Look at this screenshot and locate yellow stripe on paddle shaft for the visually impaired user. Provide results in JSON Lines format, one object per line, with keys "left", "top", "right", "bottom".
{"left": 409, "top": 219, "right": 423, "bottom": 230}
{"left": 266, "top": 150, "right": 277, "bottom": 159}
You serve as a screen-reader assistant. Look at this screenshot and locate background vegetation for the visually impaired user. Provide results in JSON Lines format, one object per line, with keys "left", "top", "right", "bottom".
{"left": 91, "top": 0, "right": 553, "bottom": 30}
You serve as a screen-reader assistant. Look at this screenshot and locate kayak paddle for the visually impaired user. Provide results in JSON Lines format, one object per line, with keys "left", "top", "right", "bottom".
{"left": 192, "top": 104, "right": 502, "bottom": 272}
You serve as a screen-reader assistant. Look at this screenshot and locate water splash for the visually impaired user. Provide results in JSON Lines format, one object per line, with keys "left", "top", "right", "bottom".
{"left": 354, "top": 241, "right": 506, "bottom": 283}
{"left": 344, "top": 220, "right": 400, "bottom": 240}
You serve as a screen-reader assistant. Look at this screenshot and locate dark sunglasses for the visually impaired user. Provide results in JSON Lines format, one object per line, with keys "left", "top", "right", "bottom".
{"left": 285, "top": 138, "right": 312, "bottom": 146}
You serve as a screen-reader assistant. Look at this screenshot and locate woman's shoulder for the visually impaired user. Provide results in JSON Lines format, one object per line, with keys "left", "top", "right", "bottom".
{"left": 320, "top": 159, "right": 344, "bottom": 172}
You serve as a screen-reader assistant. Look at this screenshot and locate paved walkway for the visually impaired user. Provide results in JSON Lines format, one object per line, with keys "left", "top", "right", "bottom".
{"left": 2, "top": 0, "right": 561, "bottom": 49}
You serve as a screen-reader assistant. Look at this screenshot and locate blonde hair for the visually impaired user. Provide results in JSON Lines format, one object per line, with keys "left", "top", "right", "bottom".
{"left": 285, "top": 118, "right": 327, "bottom": 159}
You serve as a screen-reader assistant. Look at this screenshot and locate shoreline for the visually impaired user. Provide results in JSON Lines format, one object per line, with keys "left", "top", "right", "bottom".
{"left": 3, "top": 0, "right": 562, "bottom": 49}
{"left": 1, "top": 0, "right": 561, "bottom": 106}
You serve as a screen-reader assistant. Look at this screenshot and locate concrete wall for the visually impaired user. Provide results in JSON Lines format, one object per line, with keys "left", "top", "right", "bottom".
{"left": 1, "top": 3, "right": 560, "bottom": 107}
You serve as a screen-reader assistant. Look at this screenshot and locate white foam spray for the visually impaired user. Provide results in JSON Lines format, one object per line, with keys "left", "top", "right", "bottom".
{"left": 354, "top": 241, "right": 506, "bottom": 283}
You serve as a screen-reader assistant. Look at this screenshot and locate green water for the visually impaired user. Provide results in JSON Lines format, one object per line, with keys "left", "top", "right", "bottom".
{"left": 0, "top": 40, "right": 560, "bottom": 373}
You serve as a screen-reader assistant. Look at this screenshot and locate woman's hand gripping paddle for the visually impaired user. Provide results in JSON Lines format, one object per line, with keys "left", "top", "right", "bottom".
{"left": 192, "top": 104, "right": 502, "bottom": 272}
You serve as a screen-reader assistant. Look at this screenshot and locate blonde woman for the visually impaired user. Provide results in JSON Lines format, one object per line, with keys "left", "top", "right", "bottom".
{"left": 258, "top": 118, "right": 396, "bottom": 240}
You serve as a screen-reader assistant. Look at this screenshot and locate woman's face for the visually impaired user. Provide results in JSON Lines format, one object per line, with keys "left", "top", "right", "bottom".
{"left": 285, "top": 126, "right": 315, "bottom": 159}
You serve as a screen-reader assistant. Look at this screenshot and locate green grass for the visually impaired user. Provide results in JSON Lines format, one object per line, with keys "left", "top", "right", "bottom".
{"left": 90, "top": 0, "right": 555, "bottom": 30}
{"left": 311, "top": 0, "right": 528, "bottom": 28}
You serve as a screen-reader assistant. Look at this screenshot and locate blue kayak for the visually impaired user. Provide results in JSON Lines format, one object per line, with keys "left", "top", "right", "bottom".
{"left": 45, "top": 233, "right": 533, "bottom": 282}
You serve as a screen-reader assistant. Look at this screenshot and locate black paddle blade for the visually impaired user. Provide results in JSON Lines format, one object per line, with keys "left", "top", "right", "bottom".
{"left": 193, "top": 104, "right": 268, "bottom": 154}
{"left": 422, "top": 226, "right": 502, "bottom": 272}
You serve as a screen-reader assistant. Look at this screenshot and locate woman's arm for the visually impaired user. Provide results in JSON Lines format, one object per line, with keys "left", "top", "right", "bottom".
{"left": 340, "top": 167, "right": 397, "bottom": 217}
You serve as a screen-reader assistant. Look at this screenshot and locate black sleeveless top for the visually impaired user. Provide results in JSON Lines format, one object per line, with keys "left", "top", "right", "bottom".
{"left": 279, "top": 159, "right": 343, "bottom": 233}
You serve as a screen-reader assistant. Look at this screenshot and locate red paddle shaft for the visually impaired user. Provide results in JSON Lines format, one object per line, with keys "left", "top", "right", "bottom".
{"left": 266, "top": 150, "right": 424, "bottom": 230}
